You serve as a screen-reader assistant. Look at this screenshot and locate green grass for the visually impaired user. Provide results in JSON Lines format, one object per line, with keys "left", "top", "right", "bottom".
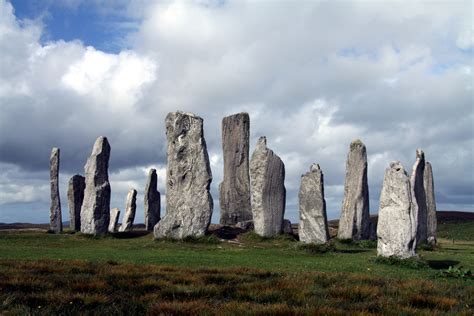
{"left": 437, "top": 221, "right": 474, "bottom": 241}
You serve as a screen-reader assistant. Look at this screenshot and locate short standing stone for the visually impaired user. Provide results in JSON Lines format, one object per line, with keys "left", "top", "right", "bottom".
{"left": 424, "top": 162, "right": 437, "bottom": 244}
{"left": 219, "top": 112, "right": 252, "bottom": 225}
{"left": 108, "top": 208, "right": 120, "bottom": 233}
{"left": 119, "top": 189, "right": 137, "bottom": 232}
{"left": 250, "top": 136, "right": 286, "bottom": 237}
{"left": 144, "top": 168, "right": 161, "bottom": 231}
{"left": 411, "top": 149, "right": 427, "bottom": 245}
{"left": 154, "top": 112, "right": 213, "bottom": 239}
{"left": 80, "top": 136, "right": 111, "bottom": 235}
{"left": 377, "top": 161, "right": 417, "bottom": 259}
{"left": 67, "top": 174, "right": 85, "bottom": 231}
{"left": 49, "top": 147, "right": 62, "bottom": 233}
{"left": 282, "top": 219, "right": 293, "bottom": 235}
{"left": 338, "top": 140, "right": 370, "bottom": 240}
{"left": 298, "top": 164, "right": 330, "bottom": 244}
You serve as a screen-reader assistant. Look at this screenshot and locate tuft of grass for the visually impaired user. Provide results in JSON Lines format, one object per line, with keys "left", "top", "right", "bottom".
{"left": 435, "top": 266, "right": 472, "bottom": 280}
{"left": 296, "top": 242, "right": 336, "bottom": 254}
{"left": 335, "top": 238, "right": 377, "bottom": 248}
{"left": 157, "top": 234, "right": 221, "bottom": 244}
{"left": 374, "top": 256, "right": 428, "bottom": 269}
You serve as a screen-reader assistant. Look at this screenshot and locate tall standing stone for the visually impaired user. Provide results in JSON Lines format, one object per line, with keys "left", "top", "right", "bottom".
{"left": 119, "top": 189, "right": 137, "bottom": 232}
{"left": 67, "top": 174, "right": 85, "bottom": 231}
{"left": 411, "top": 149, "right": 427, "bottom": 245}
{"left": 144, "top": 168, "right": 161, "bottom": 231}
{"left": 299, "top": 164, "right": 330, "bottom": 244}
{"left": 338, "top": 140, "right": 370, "bottom": 240}
{"left": 250, "top": 136, "right": 286, "bottom": 237}
{"left": 424, "top": 161, "right": 437, "bottom": 244}
{"left": 49, "top": 147, "right": 62, "bottom": 233}
{"left": 377, "top": 162, "right": 417, "bottom": 259}
{"left": 219, "top": 113, "right": 252, "bottom": 225}
{"left": 154, "top": 112, "right": 213, "bottom": 239}
{"left": 108, "top": 208, "right": 120, "bottom": 233}
{"left": 80, "top": 136, "right": 111, "bottom": 236}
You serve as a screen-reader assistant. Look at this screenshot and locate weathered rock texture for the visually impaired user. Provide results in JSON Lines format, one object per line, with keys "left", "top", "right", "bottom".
{"left": 282, "top": 219, "right": 293, "bottom": 235}
{"left": 80, "top": 136, "right": 111, "bottom": 235}
{"left": 154, "top": 112, "right": 213, "bottom": 239}
{"left": 67, "top": 174, "right": 85, "bottom": 231}
{"left": 338, "top": 140, "right": 370, "bottom": 240}
{"left": 219, "top": 113, "right": 252, "bottom": 225}
{"left": 424, "top": 162, "right": 437, "bottom": 244}
{"left": 144, "top": 169, "right": 161, "bottom": 231}
{"left": 298, "top": 164, "right": 330, "bottom": 244}
{"left": 377, "top": 162, "right": 417, "bottom": 259}
{"left": 411, "top": 149, "right": 427, "bottom": 245}
{"left": 119, "top": 189, "right": 137, "bottom": 232}
{"left": 250, "top": 136, "right": 286, "bottom": 237}
{"left": 49, "top": 147, "right": 62, "bottom": 233}
{"left": 108, "top": 208, "right": 120, "bottom": 233}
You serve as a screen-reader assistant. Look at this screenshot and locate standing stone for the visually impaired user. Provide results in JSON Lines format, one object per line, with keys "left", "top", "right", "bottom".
{"left": 298, "top": 164, "right": 330, "bottom": 244}
{"left": 119, "top": 189, "right": 137, "bottom": 232}
{"left": 67, "top": 174, "right": 85, "bottom": 231}
{"left": 377, "top": 162, "right": 417, "bottom": 259}
{"left": 338, "top": 140, "right": 370, "bottom": 240}
{"left": 411, "top": 149, "right": 427, "bottom": 245}
{"left": 424, "top": 162, "right": 437, "bottom": 245}
{"left": 250, "top": 136, "right": 286, "bottom": 237}
{"left": 49, "top": 147, "right": 62, "bottom": 233}
{"left": 282, "top": 219, "right": 293, "bottom": 235}
{"left": 144, "top": 169, "right": 161, "bottom": 231}
{"left": 219, "top": 113, "right": 252, "bottom": 225}
{"left": 108, "top": 208, "right": 120, "bottom": 233}
{"left": 80, "top": 136, "right": 111, "bottom": 236}
{"left": 154, "top": 112, "right": 213, "bottom": 239}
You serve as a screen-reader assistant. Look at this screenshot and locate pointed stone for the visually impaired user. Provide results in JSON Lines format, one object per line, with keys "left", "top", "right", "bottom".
{"left": 49, "top": 147, "right": 62, "bottom": 233}
{"left": 144, "top": 169, "right": 161, "bottom": 231}
{"left": 298, "top": 164, "right": 330, "bottom": 244}
{"left": 377, "top": 162, "right": 417, "bottom": 259}
{"left": 154, "top": 112, "right": 213, "bottom": 239}
{"left": 424, "top": 162, "right": 437, "bottom": 245}
{"left": 219, "top": 113, "right": 252, "bottom": 225}
{"left": 250, "top": 136, "right": 286, "bottom": 237}
{"left": 411, "top": 149, "right": 427, "bottom": 245}
{"left": 108, "top": 208, "right": 120, "bottom": 233}
{"left": 67, "top": 174, "right": 85, "bottom": 231}
{"left": 119, "top": 189, "right": 137, "bottom": 232}
{"left": 338, "top": 140, "right": 370, "bottom": 240}
{"left": 80, "top": 136, "right": 111, "bottom": 236}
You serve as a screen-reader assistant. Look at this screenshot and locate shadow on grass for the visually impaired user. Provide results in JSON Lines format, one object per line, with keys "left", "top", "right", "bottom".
{"left": 111, "top": 231, "right": 150, "bottom": 239}
{"left": 211, "top": 226, "right": 246, "bottom": 240}
{"left": 427, "top": 260, "right": 460, "bottom": 270}
{"left": 336, "top": 249, "right": 371, "bottom": 254}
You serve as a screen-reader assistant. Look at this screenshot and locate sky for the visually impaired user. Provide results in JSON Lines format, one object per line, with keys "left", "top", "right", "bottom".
{"left": 0, "top": 0, "right": 472, "bottom": 225}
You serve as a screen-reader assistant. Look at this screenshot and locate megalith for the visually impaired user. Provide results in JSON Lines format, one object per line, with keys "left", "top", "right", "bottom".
{"left": 154, "top": 111, "right": 213, "bottom": 239}
{"left": 80, "top": 136, "right": 111, "bottom": 235}
{"left": 338, "top": 140, "right": 370, "bottom": 240}
{"left": 250, "top": 136, "right": 286, "bottom": 237}
{"left": 67, "top": 174, "right": 85, "bottom": 231}
{"left": 219, "top": 112, "right": 252, "bottom": 225}
{"left": 411, "top": 149, "right": 427, "bottom": 245}
{"left": 49, "top": 147, "right": 62, "bottom": 233}
{"left": 298, "top": 164, "right": 330, "bottom": 244}
{"left": 119, "top": 189, "right": 137, "bottom": 232}
{"left": 108, "top": 208, "right": 120, "bottom": 233}
{"left": 144, "top": 168, "right": 161, "bottom": 231}
{"left": 424, "top": 162, "right": 437, "bottom": 244}
{"left": 377, "top": 162, "right": 417, "bottom": 259}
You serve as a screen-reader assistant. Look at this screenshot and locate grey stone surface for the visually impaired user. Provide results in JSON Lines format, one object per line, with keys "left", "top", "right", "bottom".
{"left": 298, "top": 164, "right": 330, "bottom": 244}
{"left": 49, "top": 147, "right": 62, "bottom": 233}
{"left": 119, "top": 189, "right": 137, "bottom": 232}
{"left": 144, "top": 168, "right": 161, "bottom": 231}
{"left": 219, "top": 112, "right": 252, "bottom": 225}
{"left": 424, "top": 162, "right": 437, "bottom": 245}
{"left": 411, "top": 149, "right": 427, "bottom": 245}
{"left": 154, "top": 112, "right": 213, "bottom": 239}
{"left": 80, "top": 136, "right": 111, "bottom": 236}
{"left": 235, "top": 220, "right": 254, "bottom": 231}
{"left": 377, "top": 161, "right": 417, "bottom": 259}
{"left": 282, "top": 219, "right": 293, "bottom": 235}
{"left": 108, "top": 208, "right": 120, "bottom": 233}
{"left": 67, "top": 174, "right": 85, "bottom": 231}
{"left": 250, "top": 136, "right": 286, "bottom": 237}
{"left": 338, "top": 140, "right": 370, "bottom": 240}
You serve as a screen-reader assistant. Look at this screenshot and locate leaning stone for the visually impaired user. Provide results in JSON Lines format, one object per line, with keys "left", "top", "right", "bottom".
{"left": 108, "top": 208, "right": 120, "bottom": 233}
{"left": 154, "top": 112, "right": 213, "bottom": 239}
{"left": 298, "top": 164, "right": 330, "bottom": 244}
{"left": 49, "top": 147, "right": 62, "bottom": 233}
{"left": 80, "top": 136, "right": 111, "bottom": 236}
{"left": 282, "top": 219, "right": 293, "bottom": 235}
{"left": 235, "top": 220, "right": 254, "bottom": 231}
{"left": 250, "top": 136, "right": 286, "bottom": 237}
{"left": 377, "top": 161, "right": 417, "bottom": 259}
{"left": 67, "top": 174, "right": 85, "bottom": 231}
{"left": 338, "top": 140, "right": 370, "bottom": 240}
{"left": 144, "top": 168, "right": 161, "bottom": 231}
{"left": 219, "top": 112, "right": 252, "bottom": 225}
{"left": 119, "top": 189, "right": 137, "bottom": 232}
{"left": 411, "top": 149, "right": 427, "bottom": 245}
{"left": 424, "top": 162, "right": 437, "bottom": 245}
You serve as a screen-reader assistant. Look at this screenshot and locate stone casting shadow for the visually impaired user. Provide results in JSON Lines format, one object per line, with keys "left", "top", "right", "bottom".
{"left": 427, "top": 260, "right": 460, "bottom": 270}
{"left": 112, "top": 231, "right": 150, "bottom": 239}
